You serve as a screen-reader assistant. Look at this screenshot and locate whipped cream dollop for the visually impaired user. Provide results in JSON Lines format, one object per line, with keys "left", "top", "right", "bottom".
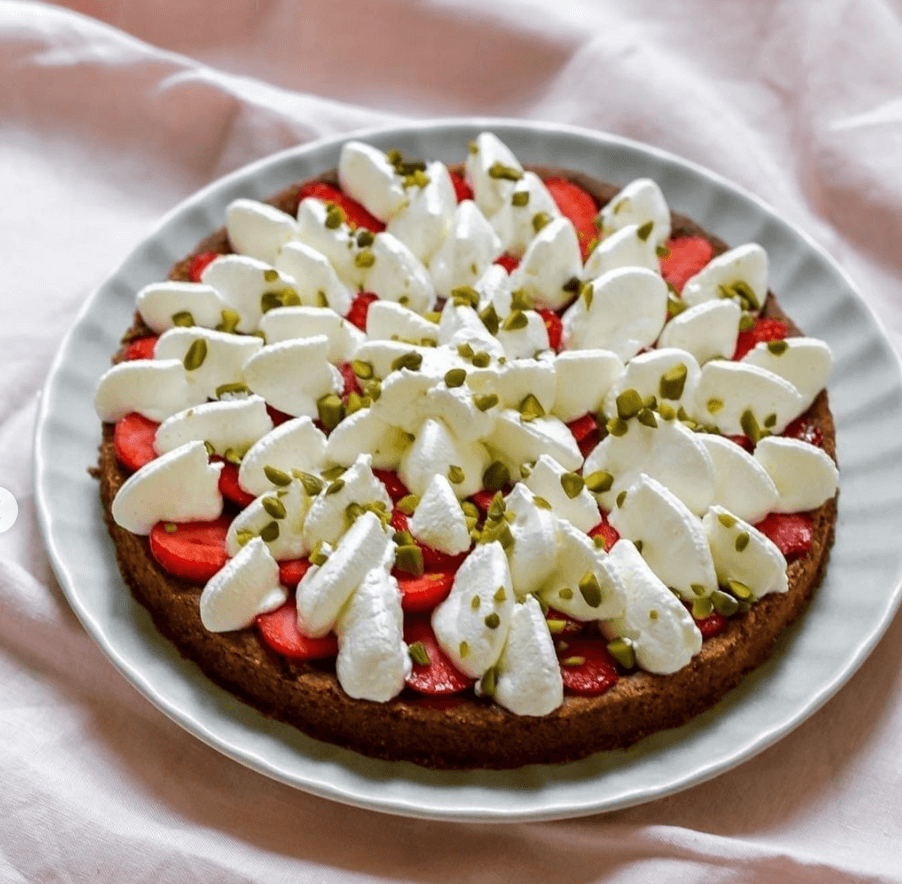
{"left": 96, "top": 131, "right": 838, "bottom": 715}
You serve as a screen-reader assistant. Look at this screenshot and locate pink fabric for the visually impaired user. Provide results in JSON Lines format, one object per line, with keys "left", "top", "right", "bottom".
{"left": 2, "top": 0, "right": 902, "bottom": 879}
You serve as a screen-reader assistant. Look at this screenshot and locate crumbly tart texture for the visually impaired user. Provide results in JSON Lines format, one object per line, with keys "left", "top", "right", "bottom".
{"left": 97, "top": 164, "right": 837, "bottom": 770}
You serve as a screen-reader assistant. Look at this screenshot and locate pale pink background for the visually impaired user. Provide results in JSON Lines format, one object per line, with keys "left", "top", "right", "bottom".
{"left": 2, "top": 1, "right": 902, "bottom": 880}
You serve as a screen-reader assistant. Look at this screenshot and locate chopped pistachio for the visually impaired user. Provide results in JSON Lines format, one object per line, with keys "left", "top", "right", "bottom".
{"left": 397, "top": 494, "right": 419, "bottom": 515}
{"left": 711, "top": 589, "right": 740, "bottom": 615}
{"left": 518, "top": 393, "right": 545, "bottom": 422}
{"left": 558, "top": 587, "right": 574, "bottom": 601}
{"left": 295, "top": 471, "right": 324, "bottom": 496}
{"left": 351, "top": 359, "right": 374, "bottom": 379}
{"left": 444, "top": 367, "right": 467, "bottom": 388}
{"left": 470, "top": 595, "right": 481, "bottom": 610}
{"left": 607, "top": 637, "right": 635, "bottom": 669}
{"left": 471, "top": 350, "right": 491, "bottom": 368}
{"left": 260, "top": 520, "right": 280, "bottom": 542}
{"left": 560, "top": 472, "right": 585, "bottom": 499}
{"left": 727, "top": 578, "right": 753, "bottom": 600}
{"left": 488, "top": 162, "right": 522, "bottom": 181}
{"left": 171, "top": 310, "right": 194, "bottom": 327}
{"left": 692, "top": 596, "right": 714, "bottom": 619}
{"left": 740, "top": 408, "right": 766, "bottom": 443}
{"left": 479, "top": 666, "right": 497, "bottom": 697}
{"left": 483, "top": 460, "right": 511, "bottom": 491}
{"left": 391, "top": 351, "right": 423, "bottom": 372}
{"left": 459, "top": 640, "right": 470, "bottom": 658}
{"left": 637, "top": 407, "right": 658, "bottom": 429}
{"left": 395, "top": 544, "right": 424, "bottom": 576}
{"left": 354, "top": 249, "right": 375, "bottom": 269}
{"left": 690, "top": 583, "right": 707, "bottom": 597}
{"left": 606, "top": 417, "right": 629, "bottom": 437}
{"left": 578, "top": 572, "right": 603, "bottom": 608}
{"left": 447, "top": 465, "right": 465, "bottom": 485}
{"left": 262, "top": 496, "right": 287, "bottom": 519}
{"left": 585, "top": 470, "right": 614, "bottom": 493}
{"left": 735, "top": 531, "right": 750, "bottom": 552}
{"left": 560, "top": 655, "right": 587, "bottom": 667}
{"left": 324, "top": 204, "right": 345, "bottom": 229}
{"left": 310, "top": 541, "right": 329, "bottom": 567}
{"left": 325, "top": 478, "right": 345, "bottom": 495}
{"left": 502, "top": 309, "right": 529, "bottom": 331}
{"left": 616, "top": 490, "right": 628, "bottom": 508}
{"left": 183, "top": 338, "right": 207, "bottom": 371}
{"left": 235, "top": 528, "right": 255, "bottom": 547}
{"left": 659, "top": 364, "right": 688, "bottom": 401}
{"left": 408, "top": 642, "right": 430, "bottom": 666}
{"left": 717, "top": 512, "right": 738, "bottom": 528}
{"left": 316, "top": 393, "right": 344, "bottom": 431}
{"left": 450, "top": 285, "right": 480, "bottom": 308}
{"left": 456, "top": 342, "right": 475, "bottom": 358}
{"left": 636, "top": 220, "right": 654, "bottom": 241}
{"left": 616, "top": 388, "right": 644, "bottom": 420}
{"left": 474, "top": 392, "right": 499, "bottom": 412}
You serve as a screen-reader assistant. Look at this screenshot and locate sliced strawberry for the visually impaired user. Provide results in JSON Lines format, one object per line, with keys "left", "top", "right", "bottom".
{"left": 149, "top": 515, "right": 231, "bottom": 584}
{"left": 448, "top": 170, "right": 473, "bottom": 203}
{"left": 494, "top": 253, "right": 520, "bottom": 273}
{"left": 404, "top": 616, "right": 473, "bottom": 695}
{"left": 256, "top": 597, "right": 338, "bottom": 660}
{"left": 783, "top": 415, "right": 824, "bottom": 448}
{"left": 278, "top": 558, "right": 312, "bottom": 589}
{"left": 588, "top": 516, "right": 619, "bottom": 552}
{"left": 537, "top": 307, "right": 563, "bottom": 351}
{"left": 296, "top": 181, "right": 385, "bottom": 232}
{"left": 755, "top": 512, "right": 814, "bottom": 559}
{"left": 556, "top": 637, "right": 619, "bottom": 696}
{"left": 733, "top": 317, "right": 788, "bottom": 360}
{"left": 214, "top": 458, "right": 254, "bottom": 507}
{"left": 346, "top": 291, "right": 379, "bottom": 332}
{"left": 113, "top": 412, "right": 159, "bottom": 472}
{"left": 375, "top": 469, "right": 409, "bottom": 503}
{"left": 123, "top": 336, "right": 158, "bottom": 361}
{"left": 692, "top": 607, "right": 728, "bottom": 639}
{"left": 339, "top": 362, "right": 362, "bottom": 401}
{"left": 659, "top": 235, "right": 713, "bottom": 292}
{"left": 567, "top": 413, "right": 599, "bottom": 457}
{"left": 187, "top": 250, "right": 221, "bottom": 283}
{"left": 544, "top": 177, "right": 598, "bottom": 261}
{"left": 724, "top": 434, "right": 754, "bottom": 453}
{"left": 397, "top": 571, "right": 455, "bottom": 614}
{"left": 265, "top": 404, "right": 293, "bottom": 427}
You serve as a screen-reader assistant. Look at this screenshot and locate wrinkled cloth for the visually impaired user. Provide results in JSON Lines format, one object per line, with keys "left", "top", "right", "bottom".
{"left": 2, "top": 0, "right": 902, "bottom": 880}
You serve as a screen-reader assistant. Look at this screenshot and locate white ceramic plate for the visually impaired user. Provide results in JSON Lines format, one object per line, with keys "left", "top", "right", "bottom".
{"left": 34, "top": 119, "right": 902, "bottom": 822}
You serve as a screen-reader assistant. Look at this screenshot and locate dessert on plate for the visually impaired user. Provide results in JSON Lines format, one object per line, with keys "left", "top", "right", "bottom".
{"left": 93, "top": 131, "right": 839, "bottom": 769}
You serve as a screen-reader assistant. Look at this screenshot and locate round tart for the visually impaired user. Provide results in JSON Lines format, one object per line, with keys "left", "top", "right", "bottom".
{"left": 94, "top": 132, "right": 838, "bottom": 769}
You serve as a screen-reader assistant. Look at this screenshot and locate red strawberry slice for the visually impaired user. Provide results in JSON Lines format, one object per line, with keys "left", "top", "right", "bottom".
{"left": 187, "top": 250, "right": 221, "bottom": 283}
{"left": 724, "top": 434, "right": 754, "bottom": 453}
{"left": 783, "top": 415, "right": 824, "bottom": 448}
{"left": 113, "top": 412, "right": 159, "bottom": 472}
{"left": 567, "top": 413, "right": 599, "bottom": 457}
{"left": 265, "top": 404, "right": 293, "bottom": 427}
{"left": 556, "top": 637, "right": 619, "bottom": 696}
{"left": 659, "top": 235, "right": 713, "bottom": 292}
{"left": 397, "top": 571, "right": 456, "bottom": 614}
{"left": 537, "top": 307, "right": 563, "bottom": 351}
{"left": 256, "top": 597, "right": 338, "bottom": 660}
{"left": 588, "top": 516, "right": 619, "bottom": 552}
{"left": 374, "top": 469, "right": 409, "bottom": 502}
{"left": 404, "top": 616, "right": 473, "bottom": 695}
{"left": 733, "top": 317, "right": 787, "bottom": 361}
{"left": 214, "top": 458, "right": 255, "bottom": 507}
{"left": 148, "top": 515, "right": 231, "bottom": 583}
{"left": 692, "top": 607, "right": 728, "bottom": 639}
{"left": 544, "top": 177, "right": 598, "bottom": 261}
{"left": 468, "top": 488, "right": 498, "bottom": 514}
{"left": 754, "top": 512, "right": 814, "bottom": 558}
{"left": 123, "top": 336, "right": 158, "bottom": 361}
{"left": 278, "top": 557, "right": 312, "bottom": 589}
{"left": 297, "top": 181, "right": 385, "bottom": 232}
{"left": 448, "top": 170, "right": 473, "bottom": 203}
{"left": 346, "top": 291, "right": 379, "bottom": 331}
{"left": 494, "top": 254, "right": 520, "bottom": 273}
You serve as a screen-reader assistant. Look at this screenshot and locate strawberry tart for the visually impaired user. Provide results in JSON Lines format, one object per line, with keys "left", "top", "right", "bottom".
{"left": 93, "top": 132, "right": 839, "bottom": 769}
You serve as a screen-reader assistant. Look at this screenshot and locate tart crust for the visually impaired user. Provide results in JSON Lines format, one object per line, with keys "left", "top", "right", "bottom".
{"left": 97, "top": 166, "right": 838, "bottom": 770}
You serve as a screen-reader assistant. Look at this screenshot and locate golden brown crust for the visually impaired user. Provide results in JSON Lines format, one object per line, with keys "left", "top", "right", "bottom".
{"left": 97, "top": 165, "right": 838, "bottom": 769}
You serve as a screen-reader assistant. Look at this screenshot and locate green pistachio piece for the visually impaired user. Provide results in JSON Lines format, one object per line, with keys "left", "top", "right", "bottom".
{"left": 560, "top": 472, "right": 585, "bottom": 499}
{"left": 182, "top": 338, "right": 207, "bottom": 371}
{"left": 408, "top": 642, "right": 430, "bottom": 666}
{"left": 607, "top": 637, "right": 635, "bottom": 669}
{"left": 483, "top": 460, "right": 511, "bottom": 491}
{"left": 474, "top": 392, "right": 499, "bottom": 412}
{"left": 259, "top": 520, "right": 280, "bottom": 543}
{"left": 262, "top": 496, "right": 287, "bottom": 519}
{"left": 636, "top": 220, "right": 654, "bottom": 241}
{"left": 616, "top": 388, "right": 644, "bottom": 420}
{"left": 487, "top": 162, "right": 522, "bottom": 181}
{"left": 391, "top": 351, "right": 423, "bottom": 372}
{"left": 447, "top": 465, "right": 465, "bottom": 485}
{"left": 518, "top": 393, "right": 545, "bottom": 422}
{"left": 502, "top": 309, "right": 529, "bottom": 331}
{"left": 316, "top": 393, "right": 344, "bottom": 431}
{"left": 578, "top": 572, "right": 603, "bottom": 608}
{"left": 659, "top": 364, "right": 688, "bottom": 400}
{"left": 395, "top": 544, "right": 424, "bottom": 576}
{"left": 585, "top": 470, "right": 614, "bottom": 493}
{"left": 444, "top": 367, "right": 467, "bottom": 388}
